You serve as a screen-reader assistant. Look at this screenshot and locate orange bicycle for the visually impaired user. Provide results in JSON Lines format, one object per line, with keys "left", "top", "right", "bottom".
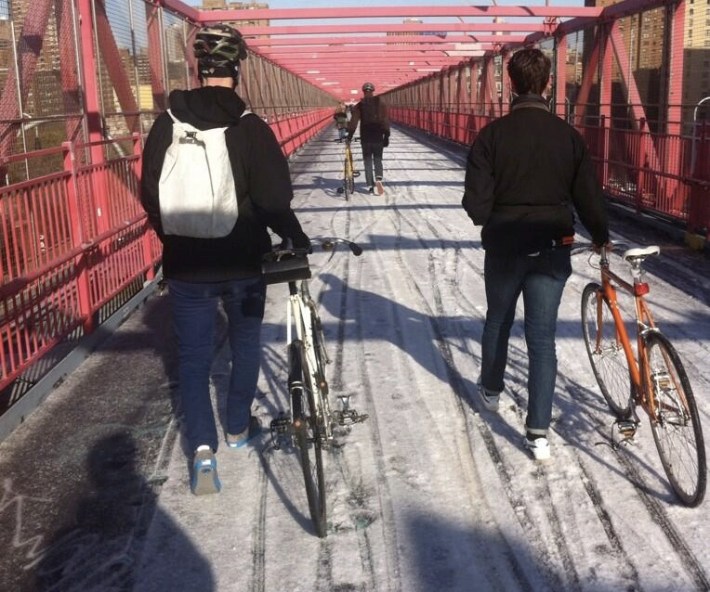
{"left": 578, "top": 243, "right": 706, "bottom": 506}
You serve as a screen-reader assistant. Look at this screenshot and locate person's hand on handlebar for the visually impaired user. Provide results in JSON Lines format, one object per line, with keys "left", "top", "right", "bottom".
{"left": 277, "top": 234, "right": 312, "bottom": 256}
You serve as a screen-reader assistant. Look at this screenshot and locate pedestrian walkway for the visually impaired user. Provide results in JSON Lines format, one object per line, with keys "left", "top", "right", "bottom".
{"left": 2, "top": 125, "right": 710, "bottom": 592}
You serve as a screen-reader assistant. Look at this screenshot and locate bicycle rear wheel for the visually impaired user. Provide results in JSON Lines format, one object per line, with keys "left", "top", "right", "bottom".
{"left": 644, "top": 332, "right": 706, "bottom": 506}
{"left": 289, "top": 340, "right": 327, "bottom": 536}
{"left": 581, "top": 283, "right": 634, "bottom": 418}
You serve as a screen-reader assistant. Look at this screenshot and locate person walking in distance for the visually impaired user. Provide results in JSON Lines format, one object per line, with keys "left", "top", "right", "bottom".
{"left": 347, "top": 82, "right": 390, "bottom": 195}
{"left": 140, "top": 24, "right": 310, "bottom": 495}
{"left": 333, "top": 102, "right": 348, "bottom": 142}
{"left": 461, "top": 48, "right": 609, "bottom": 461}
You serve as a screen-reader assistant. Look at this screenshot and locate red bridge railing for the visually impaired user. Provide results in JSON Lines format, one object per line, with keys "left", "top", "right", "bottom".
{"left": 0, "top": 110, "right": 330, "bottom": 401}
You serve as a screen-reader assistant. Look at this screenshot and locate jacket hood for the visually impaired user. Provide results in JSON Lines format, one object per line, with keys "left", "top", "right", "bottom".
{"left": 168, "top": 86, "right": 247, "bottom": 129}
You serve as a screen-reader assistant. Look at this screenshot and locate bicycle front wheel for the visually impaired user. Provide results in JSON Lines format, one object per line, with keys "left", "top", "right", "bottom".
{"left": 344, "top": 156, "right": 354, "bottom": 201}
{"left": 644, "top": 332, "right": 706, "bottom": 506}
{"left": 289, "top": 341, "right": 327, "bottom": 536}
{"left": 581, "top": 283, "right": 633, "bottom": 418}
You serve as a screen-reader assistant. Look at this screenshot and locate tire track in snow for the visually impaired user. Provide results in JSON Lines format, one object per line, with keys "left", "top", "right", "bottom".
{"left": 396, "top": 195, "right": 710, "bottom": 590}
{"left": 321, "top": 200, "right": 394, "bottom": 591}
{"left": 389, "top": 201, "right": 584, "bottom": 590}
{"left": 348, "top": 247, "right": 404, "bottom": 592}
{"left": 613, "top": 445, "right": 710, "bottom": 590}
{"left": 249, "top": 464, "right": 269, "bottom": 592}
{"left": 372, "top": 201, "right": 556, "bottom": 590}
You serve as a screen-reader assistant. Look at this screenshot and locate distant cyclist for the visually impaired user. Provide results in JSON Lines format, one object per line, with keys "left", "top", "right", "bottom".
{"left": 333, "top": 102, "right": 348, "bottom": 142}
{"left": 347, "top": 82, "right": 390, "bottom": 195}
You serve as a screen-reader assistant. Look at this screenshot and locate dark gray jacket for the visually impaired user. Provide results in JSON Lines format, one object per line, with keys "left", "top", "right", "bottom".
{"left": 141, "top": 86, "right": 309, "bottom": 282}
{"left": 462, "top": 93, "right": 609, "bottom": 255}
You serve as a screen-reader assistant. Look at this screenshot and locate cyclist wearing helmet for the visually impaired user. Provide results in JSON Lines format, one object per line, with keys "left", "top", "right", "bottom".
{"left": 333, "top": 102, "right": 348, "bottom": 142}
{"left": 347, "top": 82, "right": 390, "bottom": 195}
{"left": 141, "top": 23, "right": 310, "bottom": 496}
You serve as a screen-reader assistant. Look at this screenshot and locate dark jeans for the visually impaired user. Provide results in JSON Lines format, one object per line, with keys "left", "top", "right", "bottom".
{"left": 361, "top": 141, "right": 384, "bottom": 187}
{"left": 168, "top": 277, "right": 266, "bottom": 453}
{"left": 480, "top": 247, "right": 572, "bottom": 435}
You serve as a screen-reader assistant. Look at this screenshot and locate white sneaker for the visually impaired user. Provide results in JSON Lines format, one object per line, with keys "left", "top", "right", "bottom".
{"left": 478, "top": 384, "right": 500, "bottom": 412}
{"left": 523, "top": 436, "right": 551, "bottom": 461}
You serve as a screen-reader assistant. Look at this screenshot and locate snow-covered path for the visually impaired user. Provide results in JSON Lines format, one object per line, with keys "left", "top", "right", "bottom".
{"left": 136, "top": 125, "right": 710, "bottom": 592}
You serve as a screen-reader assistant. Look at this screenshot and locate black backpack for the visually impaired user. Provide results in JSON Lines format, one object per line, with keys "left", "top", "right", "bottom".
{"left": 359, "top": 97, "right": 382, "bottom": 126}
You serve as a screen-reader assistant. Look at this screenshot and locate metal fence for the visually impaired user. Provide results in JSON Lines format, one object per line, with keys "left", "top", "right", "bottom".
{"left": 0, "top": 0, "right": 333, "bottom": 405}
{"left": 2, "top": 0, "right": 709, "bottom": 414}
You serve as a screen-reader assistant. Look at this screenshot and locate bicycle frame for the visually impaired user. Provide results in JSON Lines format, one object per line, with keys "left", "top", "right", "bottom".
{"left": 266, "top": 237, "right": 368, "bottom": 533}
{"left": 592, "top": 247, "right": 660, "bottom": 416}
{"left": 287, "top": 280, "right": 333, "bottom": 441}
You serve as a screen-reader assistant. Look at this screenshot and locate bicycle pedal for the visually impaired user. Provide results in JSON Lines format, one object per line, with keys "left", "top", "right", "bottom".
{"left": 611, "top": 420, "right": 638, "bottom": 448}
{"left": 616, "top": 420, "right": 638, "bottom": 437}
{"left": 334, "top": 409, "right": 369, "bottom": 426}
{"left": 270, "top": 416, "right": 292, "bottom": 450}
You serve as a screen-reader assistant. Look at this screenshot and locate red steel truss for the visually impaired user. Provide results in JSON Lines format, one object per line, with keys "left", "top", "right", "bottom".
{"left": 0, "top": 0, "right": 708, "bottom": 419}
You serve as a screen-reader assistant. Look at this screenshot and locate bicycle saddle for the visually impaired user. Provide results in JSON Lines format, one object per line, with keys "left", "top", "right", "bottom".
{"left": 623, "top": 245, "right": 660, "bottom": 262}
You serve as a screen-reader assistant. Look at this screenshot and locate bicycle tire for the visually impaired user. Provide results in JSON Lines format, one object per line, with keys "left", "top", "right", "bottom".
{"left": 289, "top": 340, "right": 327, "bottom": 536}
{"left": 581, "top": 283, "right": 634, "bottom": 418}
{"left": 344, "top": 153, "right": 354, "bottom": 201}
{"left": 643, "top": 332, "right": 706, "bottom": 506}
{"left": 306, "top": 301, "right": 329, "bottom": 394}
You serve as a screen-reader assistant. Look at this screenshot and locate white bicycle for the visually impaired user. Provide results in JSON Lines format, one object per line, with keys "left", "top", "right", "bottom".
{"left": 262, "top": 237, "right": 367, "bottom": 537}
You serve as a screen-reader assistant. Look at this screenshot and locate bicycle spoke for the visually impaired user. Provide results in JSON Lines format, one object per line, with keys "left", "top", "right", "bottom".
{"left": 645, "top": 333, "right": 706, "bottom": 506}
{"left": 581, "top": 283, "right": 633, "bottom": 418}
{"left": 290, "top": 341, "right": 327, "bottom": 536}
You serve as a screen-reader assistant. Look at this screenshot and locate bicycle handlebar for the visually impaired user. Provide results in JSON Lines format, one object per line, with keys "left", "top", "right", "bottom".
{"left": 570, "top": 241, "right": 628, "bottom": 257}
{"left": 265, "top": 237, "right": 363, "bottom": 262}
{"left": 315, "top": 237, "right": 363, "bottom": 256}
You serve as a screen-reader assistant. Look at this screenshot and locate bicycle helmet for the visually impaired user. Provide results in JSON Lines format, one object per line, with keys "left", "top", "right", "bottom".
{"left": 362, "top": 82, "right": 375, "bottom": 92}
{"left": 193, "top": 24, "right": 248, "bottom": 81}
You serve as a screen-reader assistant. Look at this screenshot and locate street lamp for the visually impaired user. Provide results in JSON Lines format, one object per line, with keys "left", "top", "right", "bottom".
{"left": 690, "top": 95, "right": 710, "bottom": 176}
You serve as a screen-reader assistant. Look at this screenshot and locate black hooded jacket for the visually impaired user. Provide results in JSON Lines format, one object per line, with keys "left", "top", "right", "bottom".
{"left": 462, "top": 93, "right": 609, "bottom": 255}
{"left": 141, "top": 86, "right": 309, "bottom": 282}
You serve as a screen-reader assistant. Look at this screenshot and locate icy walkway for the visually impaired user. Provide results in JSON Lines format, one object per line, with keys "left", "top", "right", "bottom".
{"left": 3, "top": 125, "right": 710, "bottom": 592}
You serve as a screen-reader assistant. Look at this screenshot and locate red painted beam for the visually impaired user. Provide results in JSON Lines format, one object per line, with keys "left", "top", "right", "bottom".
{"left": 257, "top": 44, "right": 499, "bottom": 55}
{"left": 247, "top": 35, "right": 526, "bottom": 47}
{"left": 238, "top": 23, "right": 546, "bottom": 36}
{"left": 156, "top": 0, "right": 200, "bottom": 22}
{"left": 198, "top": 6, "right": 602, "bottom": 22}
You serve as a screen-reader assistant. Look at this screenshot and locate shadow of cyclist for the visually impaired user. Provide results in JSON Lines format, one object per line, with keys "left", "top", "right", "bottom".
{"left": 34, "top": 432, "right": 214, "bottom": 591}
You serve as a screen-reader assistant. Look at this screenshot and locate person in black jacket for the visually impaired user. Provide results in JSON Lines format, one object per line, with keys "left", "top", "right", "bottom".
{"left": 347, "top": 82, "right": 390, "bottom": 195}
{"left": 462, "top": 48, "right": 609, "bottom": 461}
{"left": 140, "top": 24, "right": 310, "bottom": 495}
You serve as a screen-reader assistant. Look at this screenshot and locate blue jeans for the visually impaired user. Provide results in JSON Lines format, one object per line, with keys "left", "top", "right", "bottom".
{"left": 479, "top": 248, "right": 571, "bottom": 435}
{"left": 168, "top": 277, "right": 266, "bottom": 453}
{"left": 361, "top": 141, "right": 384, "bottom": 187}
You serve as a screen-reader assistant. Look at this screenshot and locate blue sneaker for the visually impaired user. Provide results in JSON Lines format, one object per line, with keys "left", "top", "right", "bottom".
{"left": 226, "top": 416, "right": 262, "bottom": 449}
{"left": 191, "top": 446, "right": 221, "bottom": 495}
